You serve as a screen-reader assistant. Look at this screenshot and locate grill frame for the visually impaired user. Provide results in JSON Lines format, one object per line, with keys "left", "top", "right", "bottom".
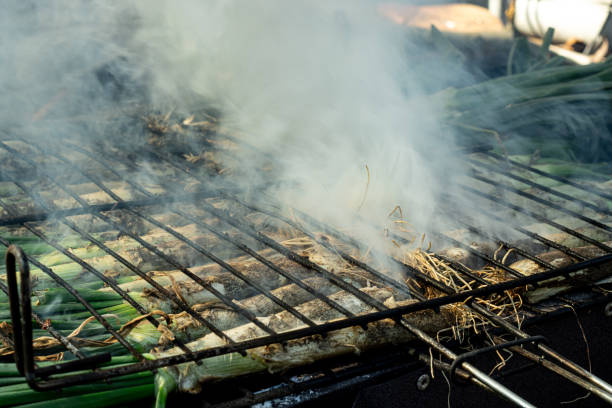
{"left": 0, "top": 129, "right": 611, "bottom": 406}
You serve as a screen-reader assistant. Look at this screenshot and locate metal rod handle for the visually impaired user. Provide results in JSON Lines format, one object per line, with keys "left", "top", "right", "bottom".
{"left": 5, "top": 245, "right": 111, "bottom": 391}
{"left": 5, "top": 245, "right": 33, "bottom": 380}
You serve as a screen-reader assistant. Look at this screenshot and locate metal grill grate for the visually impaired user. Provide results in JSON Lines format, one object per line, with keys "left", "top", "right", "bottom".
{"left": 0, "top": 128, "right": 611, "bottom": 407}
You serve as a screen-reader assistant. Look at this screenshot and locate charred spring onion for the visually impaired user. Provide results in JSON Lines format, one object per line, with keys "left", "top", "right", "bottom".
{"left": 2, "top": 33, "right": 612, "bottom": 406}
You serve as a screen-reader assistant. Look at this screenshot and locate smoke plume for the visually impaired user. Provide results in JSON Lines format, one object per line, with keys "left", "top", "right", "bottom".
{"left": 2, "top": 1, "right": 475, "bottom": 264}
{"left": 132, "top": 2, "right": 470, "bottom": 243}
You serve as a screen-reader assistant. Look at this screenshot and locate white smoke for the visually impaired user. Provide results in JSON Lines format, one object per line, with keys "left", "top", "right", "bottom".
{"left": 1, "top": 1, "right": 474, "bottom": 262}
{"left": 128, "top": 1, "right": 468, "bottom": 245}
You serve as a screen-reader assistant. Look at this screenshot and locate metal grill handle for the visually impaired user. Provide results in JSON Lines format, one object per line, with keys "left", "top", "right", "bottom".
{"left": 5, "top": 245, "right": 111, "bottom": 391}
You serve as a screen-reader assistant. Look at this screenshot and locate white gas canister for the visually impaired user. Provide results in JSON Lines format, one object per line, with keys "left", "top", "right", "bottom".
{"left": 513, "top": 0, "right": 612, "bottom": 47}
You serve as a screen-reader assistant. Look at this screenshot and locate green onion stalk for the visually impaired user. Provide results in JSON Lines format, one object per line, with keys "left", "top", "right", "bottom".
{"left": 0, "top": 356, "right": 155, "bottom": 408}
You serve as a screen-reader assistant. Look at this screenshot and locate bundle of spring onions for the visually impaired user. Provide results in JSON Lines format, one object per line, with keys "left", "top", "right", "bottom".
{"left": 0, "top": 274, "right": 154, "bottom": 407}
{"left": 435, "top": 29, "right": 612, "bottom": 167}
{"left": 0, "top": 357, "right": 154, "bottom": 408}
{"left": 0, "top": 232, "right": 161, "bottom": 407}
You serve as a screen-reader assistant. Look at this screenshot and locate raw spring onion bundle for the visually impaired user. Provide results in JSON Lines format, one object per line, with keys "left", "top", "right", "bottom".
{"left": 436, "top": 28, "right": 612, "bottom": 168}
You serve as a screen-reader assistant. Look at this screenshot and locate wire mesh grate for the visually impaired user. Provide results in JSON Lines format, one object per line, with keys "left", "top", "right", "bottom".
{"left": 0, "top": 129, "right": 611, "bottom": 406}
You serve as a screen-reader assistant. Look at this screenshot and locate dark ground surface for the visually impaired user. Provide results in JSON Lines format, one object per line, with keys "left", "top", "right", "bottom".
{"left": 331, "top": 301, "right": 612, "bottom": 408}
